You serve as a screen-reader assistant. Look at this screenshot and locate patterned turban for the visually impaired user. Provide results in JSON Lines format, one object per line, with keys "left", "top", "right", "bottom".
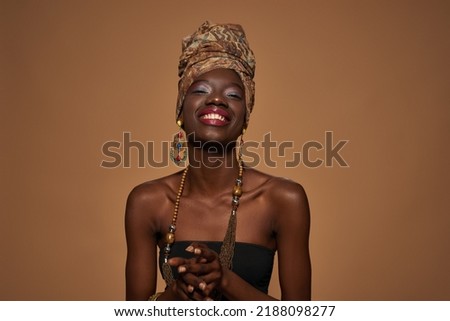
{"left": 176, "top": 21, "right": 256, "bottom": 127}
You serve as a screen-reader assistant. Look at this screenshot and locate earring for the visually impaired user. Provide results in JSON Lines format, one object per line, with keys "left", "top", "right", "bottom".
{"left": 170, "top": 119, "right": 187, "bottom": 166}
{"left": 237, "top": 128, "right": 246, "bottom": 165}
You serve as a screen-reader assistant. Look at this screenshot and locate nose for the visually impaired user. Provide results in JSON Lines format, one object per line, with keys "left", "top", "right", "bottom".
{"left": 206, "top": 93, "right": 227, "bottom": 107}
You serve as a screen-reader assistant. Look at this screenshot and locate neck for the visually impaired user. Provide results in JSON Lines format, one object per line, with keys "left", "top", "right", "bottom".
{"left": 185, "top": 140, "right": 242, "bottom": 195}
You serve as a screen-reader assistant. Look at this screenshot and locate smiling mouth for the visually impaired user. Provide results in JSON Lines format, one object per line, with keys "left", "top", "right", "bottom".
{"left": 200, "top": 113, "right": 227, "bottom": 122}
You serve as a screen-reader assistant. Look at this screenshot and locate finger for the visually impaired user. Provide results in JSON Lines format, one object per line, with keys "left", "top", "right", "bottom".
{"left": 188, "top": 289, "right": 207, "bottom": 301}
{"left": 182, "top": 258, "right": 222, "bottom": 279}
{"left": 168, "top": 256, "right": 198, "bottom": 268}
{"left": 175, "top": 264, "right": 220, "bottom": 299}
{"left": 180, "top": 271, "right": 208, "bottom": 293}
{"left": 202, "top": 281, "right": 218, "bottom": 297}
{"left": 180, "top": 260, "right": 214, "bottom": 275}
{"left": 171, "top": 279, "right": 192, "bottom": 301}
{"left": 173, "top": 275, "right": 208, "bottom": 301}
{"left": 177, "top": 276, "right": 208, "bottom": 301}
{"left": 168, "top": 257, "right": 190, "bottom": 267}
{"left": 185, "top": 243, "right": 218, "bottom": 262}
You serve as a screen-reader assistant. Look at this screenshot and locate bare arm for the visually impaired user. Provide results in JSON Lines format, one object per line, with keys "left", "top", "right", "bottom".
{"left": 125, "top": 182, "right": 199, "bottom": 301}
{"left": 125, "top": 185, "right": 158, "bottom": 300}
{"left": 275, "top": 182, "right": 311, "bottom": 300}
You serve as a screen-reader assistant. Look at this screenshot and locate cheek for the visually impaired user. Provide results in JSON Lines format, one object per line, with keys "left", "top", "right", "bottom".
{"left": 180, "top": 97, "right": 199, "bottom": 120}
{"left": 236, "top": 105, "right": 246, "bottom": 124}
{"left": 181, "top": 96, "right": 197, "bottom": 113}
{"left": 179, "top": 106, "right": 197, "bottom": 134}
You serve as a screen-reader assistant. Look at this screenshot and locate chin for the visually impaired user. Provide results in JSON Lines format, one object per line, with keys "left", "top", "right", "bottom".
{"left": 187, "top": 132, "right": 237, "bottom": 148}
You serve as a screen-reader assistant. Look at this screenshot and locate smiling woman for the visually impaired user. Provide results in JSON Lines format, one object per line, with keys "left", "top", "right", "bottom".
{"left": 124, "top": 21, "right": 311, "bottom": 301}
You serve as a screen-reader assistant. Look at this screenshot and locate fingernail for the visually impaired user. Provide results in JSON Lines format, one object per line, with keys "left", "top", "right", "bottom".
{"left": 178, "top": 266, "right": 186, "bottom": 273}
{"left": 199, "top": 282, "right": 206, "bottom": 291}
{"left": 205, "top": 297, "right": 213, "bottom": 301}
{"left": 187, "top": 285, "right": 194, "bottom": 293}
{"left": 185, "top": 245, "right": 194, "bottom": 252}
{"left": 194, "top": 248, "right": 201, "bottom": 255}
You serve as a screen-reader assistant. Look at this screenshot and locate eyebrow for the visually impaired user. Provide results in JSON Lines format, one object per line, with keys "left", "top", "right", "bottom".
{"left": 230, "top": 82, "right": 245, "bottom": 90}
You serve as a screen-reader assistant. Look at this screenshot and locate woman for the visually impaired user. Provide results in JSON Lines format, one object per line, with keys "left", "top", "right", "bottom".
{"left": 125, "top": 21, "right": 311, "bottom": 300}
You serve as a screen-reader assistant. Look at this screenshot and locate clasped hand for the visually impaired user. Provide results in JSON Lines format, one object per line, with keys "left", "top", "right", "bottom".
{"left": 168, "top": 242, "right": 223, "bottom": 300}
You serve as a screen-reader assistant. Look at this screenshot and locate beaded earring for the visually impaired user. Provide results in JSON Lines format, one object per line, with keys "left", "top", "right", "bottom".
{"left": 170, "top": 119, "right": 187, "bottom": 166}
{"left": 237, "top": 128, "right": 246, "bottom": 164}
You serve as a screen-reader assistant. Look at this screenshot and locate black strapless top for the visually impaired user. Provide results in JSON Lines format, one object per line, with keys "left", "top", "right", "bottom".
{"left": 159, "top": 241, "right": 275, "bottom": 299}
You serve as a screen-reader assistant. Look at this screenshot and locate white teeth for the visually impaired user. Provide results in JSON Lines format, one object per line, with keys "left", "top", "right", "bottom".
{"left": 201, "top": 113, "right": 225, "bottom": 122}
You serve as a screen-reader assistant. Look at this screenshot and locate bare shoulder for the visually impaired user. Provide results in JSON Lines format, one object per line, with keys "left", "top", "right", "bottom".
{"left": 128, "top": 170, "right": 184, "bottom": 200}
{"left": 125, "top": 171, "right": 183, "bottom": 223}
{"left": 245, "top": 168, "right": 308, "bottom": 207}
{"left": 246, "top": 168, "right": 310, "bottom": 236}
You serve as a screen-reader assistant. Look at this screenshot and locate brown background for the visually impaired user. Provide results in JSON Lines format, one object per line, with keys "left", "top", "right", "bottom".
{"left": 1, "top": 0, "right": 449, "bottom": 300}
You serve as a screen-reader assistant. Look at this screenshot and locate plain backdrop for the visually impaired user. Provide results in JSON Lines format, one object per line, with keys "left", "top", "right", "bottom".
{"left": 1, "top": 0, "right": 449, "bottom": 300}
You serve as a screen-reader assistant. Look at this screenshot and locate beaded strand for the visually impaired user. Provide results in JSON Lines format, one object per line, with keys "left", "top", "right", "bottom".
{"left": 161, "top": 161, "right": 244, "bottom": 287}
{"left": 163, "top": 166, "right": 188, "bottom": 265}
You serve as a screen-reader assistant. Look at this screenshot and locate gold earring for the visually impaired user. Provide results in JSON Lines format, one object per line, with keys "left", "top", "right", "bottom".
{"left": 237, "top": 128, "right": 245, "bottom": 165}
{"left": 170, "top": 119, "right": 187, "bottom": 166}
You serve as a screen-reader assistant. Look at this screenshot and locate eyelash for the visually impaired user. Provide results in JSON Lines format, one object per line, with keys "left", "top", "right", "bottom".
{"left": 227, "top": 93, "right": 242, "bottom": 99}
{"left": 192, "top": 88, "right": 209, "bottom": 94}
{"left": 190, "top": 87, "right": 242, "bottom": 99}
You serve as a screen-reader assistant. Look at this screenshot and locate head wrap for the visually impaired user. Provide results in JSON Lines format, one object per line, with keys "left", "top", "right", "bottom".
{"left": 176, "top": 21, "right": 256, "bottom": 127}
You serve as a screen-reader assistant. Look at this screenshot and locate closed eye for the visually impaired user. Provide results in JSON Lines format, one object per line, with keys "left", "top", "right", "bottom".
{"left": 192, "top": 89, "right": 208, "bottom": 94}
{"left": 227, "top": 92, "right": 243, "bottom": 99}
{"left": 188, "top": 82, "right": 211, "bottom": 95}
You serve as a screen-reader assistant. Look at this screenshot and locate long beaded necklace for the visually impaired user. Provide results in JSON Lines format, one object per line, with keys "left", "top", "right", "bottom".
{"left": 161, "top": 161, "right": 244, "bottom": 288}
